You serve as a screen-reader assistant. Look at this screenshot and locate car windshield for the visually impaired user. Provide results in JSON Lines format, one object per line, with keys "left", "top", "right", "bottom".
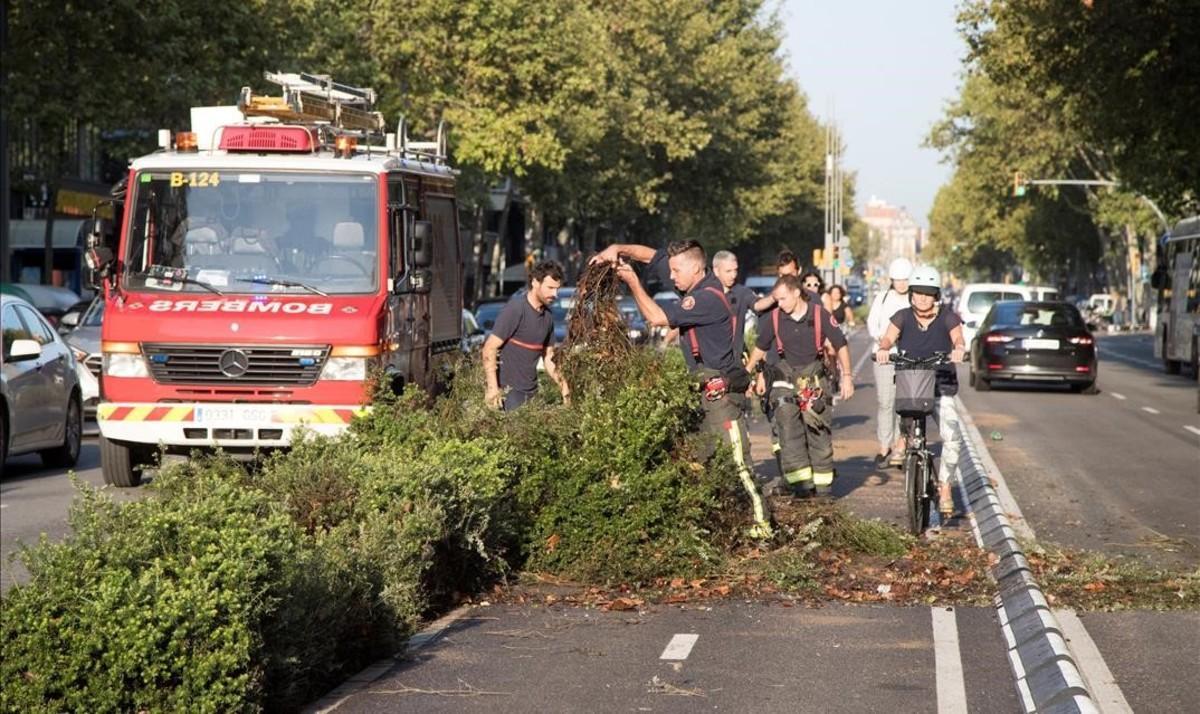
{"left": 123, "top": 170, "right": 379, "bottom": 295}
{"left": 967, "top": 290, "right": 1024, "bottom": 314}
{"left": 81, "top": 299, "right": 104, "bottom": 327}
{"left": 991, "top": 303, "right": 1084, "bottom": 329}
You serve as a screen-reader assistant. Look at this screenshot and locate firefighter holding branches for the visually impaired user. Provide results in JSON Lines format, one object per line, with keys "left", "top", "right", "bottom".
{"left": 593, "top": 240, "right": 773, "bottom": 539}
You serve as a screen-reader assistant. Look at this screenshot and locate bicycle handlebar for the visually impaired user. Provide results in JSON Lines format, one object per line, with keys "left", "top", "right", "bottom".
{"left": 890, "top": 351, "right": 952, "bottom": 369}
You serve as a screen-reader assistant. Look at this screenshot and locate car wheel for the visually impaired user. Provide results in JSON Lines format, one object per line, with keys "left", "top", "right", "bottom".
{"left": 40, "top": 394, "right": 82, "bottom": 468}
{"left": 1073, "top": 381, "right": 1099, "bottom": 395}
{"left": 974, "top": 375, "right": 991, "bottom": 392}
{"left": 101, "top": 435, "right": 145, "bottom": 488}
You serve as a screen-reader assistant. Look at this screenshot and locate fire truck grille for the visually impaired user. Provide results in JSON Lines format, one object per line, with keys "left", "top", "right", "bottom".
{"left": 142, "top": 344, "right": 330, "bottom": 386}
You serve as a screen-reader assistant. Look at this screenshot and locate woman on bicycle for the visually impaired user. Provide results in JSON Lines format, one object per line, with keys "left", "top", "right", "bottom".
{"left": 873, "top": 265, "right": 965, "bottom": 517}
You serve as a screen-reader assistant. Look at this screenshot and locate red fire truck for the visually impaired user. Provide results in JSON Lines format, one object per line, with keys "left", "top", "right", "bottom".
{"left": 86, "top": 73, "right": 464, "bottom": 486}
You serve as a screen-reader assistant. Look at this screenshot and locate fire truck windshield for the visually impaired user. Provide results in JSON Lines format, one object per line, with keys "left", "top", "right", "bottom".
{"left": 123, "top": 171, "right": 380, "bottom": 295}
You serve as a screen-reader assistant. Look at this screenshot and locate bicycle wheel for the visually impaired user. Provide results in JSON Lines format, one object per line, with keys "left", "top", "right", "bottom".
{"left": 904, "top": 452, "right": 923, "bottom": 535}
{"left": 918, "top": 454, "right": 933, "bottom": 532}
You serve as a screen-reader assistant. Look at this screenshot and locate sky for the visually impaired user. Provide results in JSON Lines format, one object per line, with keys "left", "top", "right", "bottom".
{"left": 780, "top": 0, "right": 966, "bottom": 230}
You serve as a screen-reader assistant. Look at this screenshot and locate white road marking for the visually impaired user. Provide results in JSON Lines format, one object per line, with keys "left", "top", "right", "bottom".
{"left": 931, "top": 607, "right": 969, "bottom": 714}
{"left": 1185, "top": 426, "right": 1200, "bottom": 437}
{"left": 1141, "top": 407, "right": 1160, "bottom": 414}
{"left": 659, "top": 633, "right": 699, "bottom": 661}
{"left": 1055, "top": 609, "right": 1134, "bottom": 714}
{"left": 1110, "top": 393, "right": 1127, "bottom": 401}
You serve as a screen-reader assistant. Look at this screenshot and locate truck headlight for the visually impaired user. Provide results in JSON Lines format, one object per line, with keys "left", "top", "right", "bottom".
{"left": 104, "top": 353, "right": 149, "bottom": 378}
{"left": 320, "top": 356, "right": 368, "bottom": 381}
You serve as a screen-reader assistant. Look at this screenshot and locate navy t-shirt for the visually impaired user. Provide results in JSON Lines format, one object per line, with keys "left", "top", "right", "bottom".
{"left": 648, "top": 248, "right": 742, "bottom": 375}
{"left": 492, "top": 292, "right": 554, "bottom": 393}
{"left": 890, "top": 307, "right": 962, "bottom": 395}
{"left": 755, "top": 303, "right": 846, "bottom": 369}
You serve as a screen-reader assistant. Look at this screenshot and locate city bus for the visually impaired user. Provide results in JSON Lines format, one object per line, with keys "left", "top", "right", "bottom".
{"left": 1151, "top": 216, "right": 1200, "bottom": 377}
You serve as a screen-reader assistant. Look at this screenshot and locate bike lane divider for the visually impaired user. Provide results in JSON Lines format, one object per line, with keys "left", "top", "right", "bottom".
{"left": 931, "top": 607, "right": 968, "bottom": 714}
{"left": 953, "top": 395, "right": 1107, "bottom": 714}
{"left": 1184, "top": 425, "right": 1200, "bottom": 437}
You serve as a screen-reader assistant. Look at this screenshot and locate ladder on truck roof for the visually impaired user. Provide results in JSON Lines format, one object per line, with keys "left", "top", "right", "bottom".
{"left": 239, "top": 71, "right": 386, "bottom": 134}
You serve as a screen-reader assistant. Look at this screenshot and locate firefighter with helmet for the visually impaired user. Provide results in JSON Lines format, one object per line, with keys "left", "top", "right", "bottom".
{"left": 874, "top": 265, "right": 966, "bottom": 517}
{"left": 745, "top": 274, "right": 854, "bottom": 497}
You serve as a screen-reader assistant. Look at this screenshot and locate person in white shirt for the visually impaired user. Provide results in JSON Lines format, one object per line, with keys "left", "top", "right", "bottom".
{"left": 867, "top": 257, "right": 913, "bottom": 466}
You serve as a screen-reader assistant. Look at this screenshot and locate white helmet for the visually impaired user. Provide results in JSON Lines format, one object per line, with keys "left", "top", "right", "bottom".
{"left": 909, "top": 265, "right": 942, "bottom": 295}
{"left": 888, "top": 257, "right": 913, "bottom": 280}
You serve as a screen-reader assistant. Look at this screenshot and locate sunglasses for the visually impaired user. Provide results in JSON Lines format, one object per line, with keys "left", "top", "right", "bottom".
{"left": 804, "top": 281, "right": 820, "bottom": 288}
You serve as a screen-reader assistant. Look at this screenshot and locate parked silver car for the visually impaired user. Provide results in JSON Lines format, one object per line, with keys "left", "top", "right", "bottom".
{"left": 2, "top": 294, "right": 83, "bottom": 467}
{"left": 63, "top": 298, "right": 104, "bottom": 415}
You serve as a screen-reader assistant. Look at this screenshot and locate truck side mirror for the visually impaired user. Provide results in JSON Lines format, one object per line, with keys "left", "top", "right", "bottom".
{"left": 412, "top": 221, "right": 433, "bottom": 268}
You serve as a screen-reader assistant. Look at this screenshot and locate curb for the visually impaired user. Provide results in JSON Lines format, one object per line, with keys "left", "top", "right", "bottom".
{"left": 953, "top": 396, "right": 1100, "bottom": 714}
{"left": 302, "top": 605, "right": 473, "bottom": 713}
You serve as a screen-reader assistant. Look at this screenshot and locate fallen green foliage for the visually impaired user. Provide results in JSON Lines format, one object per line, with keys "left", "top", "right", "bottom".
{"left": 1026, "top": 544, "right": 1200, "bottom": 611}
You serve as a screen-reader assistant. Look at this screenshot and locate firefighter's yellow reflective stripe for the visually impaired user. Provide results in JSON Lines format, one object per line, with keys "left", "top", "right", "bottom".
{"left": 813, "top": 471, "right": 834, "bottom": 486}
{"left": 98, "top": 404, "right": 117, "bottom": 420}
{"left": 727, "top": 421, "right": 768, "bottom": 525}
{"left": 784, "top": 467, "right": 813, "bottom": 485}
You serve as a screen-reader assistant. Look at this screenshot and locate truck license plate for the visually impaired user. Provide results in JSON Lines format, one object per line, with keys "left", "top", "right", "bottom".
{"left": 1022, "top": 338, "right": 1059, "bottom": 350}
{"left": 194, "top": 406, "right": 272, "bottom": 424}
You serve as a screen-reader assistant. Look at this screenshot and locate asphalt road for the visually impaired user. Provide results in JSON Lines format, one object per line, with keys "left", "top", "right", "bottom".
{"left": 1, "top": 427, "right": 146, "bottom": 592}
{"left": 958, "top": 331, "right": 1200, "bottom": 569}
{"left": 333, "top": 601, "right": 1020, "bottom": 714}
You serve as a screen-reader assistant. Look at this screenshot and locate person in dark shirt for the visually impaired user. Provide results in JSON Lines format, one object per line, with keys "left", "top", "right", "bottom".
{"left": 874, "top": 265, "right": 966, "bottom": 517}
{"left": 593, "top": 240, "right": 773, "bottom": 539}
{"left": 745, "top": 274, "right": 854, "bottom": 497}
{"left": 482, "top": 261, "right": 570, "bottom": 410}
{"left": 711, "top": 250, "right": 762, "bottom": 359}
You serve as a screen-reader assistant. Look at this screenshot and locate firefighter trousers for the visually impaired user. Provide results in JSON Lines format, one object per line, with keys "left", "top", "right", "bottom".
{"left": 700, "top": 392, "right": 771, "bottom": 527}
{"left": 768, "top": 385, "right": 834, "bottom": 489}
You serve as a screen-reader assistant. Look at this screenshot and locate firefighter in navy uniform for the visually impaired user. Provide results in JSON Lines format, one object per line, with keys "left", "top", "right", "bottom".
{"left": 482, "top": 261, "right": 571, "bottom": 410}
{"left": 596, "top": 240, "right": 773, "bottom": 539}
{"left": 745, "top": 274, "right": 854, "bottom": 497}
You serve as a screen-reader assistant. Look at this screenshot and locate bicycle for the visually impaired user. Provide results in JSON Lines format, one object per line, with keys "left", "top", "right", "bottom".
{"left": 890, "top": 351, "right": 951, "bottom": 535}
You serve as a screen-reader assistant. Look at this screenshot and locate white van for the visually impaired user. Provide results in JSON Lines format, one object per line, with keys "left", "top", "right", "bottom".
{"left": 959, "top": 282, "right": 1060, "bottom": 348}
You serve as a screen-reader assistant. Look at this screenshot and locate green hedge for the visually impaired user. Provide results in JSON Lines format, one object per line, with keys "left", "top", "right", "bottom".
{"left": 2, "top": 348, "right": 742, "bottom": 711}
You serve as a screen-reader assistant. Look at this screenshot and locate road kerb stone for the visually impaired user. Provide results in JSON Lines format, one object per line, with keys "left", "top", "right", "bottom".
{"left": 953, "top": 397, "right": 1098, "bottom": 713}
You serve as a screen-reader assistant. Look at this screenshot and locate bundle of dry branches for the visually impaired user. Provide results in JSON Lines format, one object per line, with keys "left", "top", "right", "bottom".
{"left": 559, "top": 261, "right": 633, "bottom": 389}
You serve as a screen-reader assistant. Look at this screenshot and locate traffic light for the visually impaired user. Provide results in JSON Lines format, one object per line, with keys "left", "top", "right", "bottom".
{"left": 1013, "top": 171, "right": 1027, "bottom": 197}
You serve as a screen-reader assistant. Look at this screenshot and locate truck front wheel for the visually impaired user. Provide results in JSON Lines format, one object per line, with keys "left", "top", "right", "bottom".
{"left": 101, "top": 435, "right": 147, "bottom": 487}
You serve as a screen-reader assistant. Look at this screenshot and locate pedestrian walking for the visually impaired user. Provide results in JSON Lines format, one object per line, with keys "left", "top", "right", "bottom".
{"left": 482, "top": 261, "right": 571, "bottom": 410}
{"left": 745, "top": 275, "right": 853, "bottom": 496}
{"left": 867, "top": 257, "right": 913, "bottom": 466}
{"left": 594, "top": 241, "right": 773, "bottom": 539}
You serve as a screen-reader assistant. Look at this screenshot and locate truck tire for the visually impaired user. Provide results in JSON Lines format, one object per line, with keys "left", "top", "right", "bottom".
{"left": 101, "top": 435, "right": 144, "bottom": 487}
{"left": 40, "top": 394, "right": 82, "bottom": 468}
